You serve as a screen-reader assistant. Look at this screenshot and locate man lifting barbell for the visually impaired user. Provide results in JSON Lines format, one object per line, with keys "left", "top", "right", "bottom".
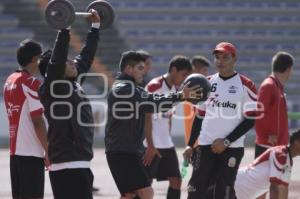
{"left": 38, "top": 8, "right": 102, "bottom": 199}
{"left": 45, "top": 0, "right": 114, "bottom": 30}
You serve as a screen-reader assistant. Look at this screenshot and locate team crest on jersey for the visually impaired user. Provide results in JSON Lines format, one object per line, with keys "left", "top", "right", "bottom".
{"left": 228, "top": 157, "right": 237, "bottom": 167}
{"left": 228, "top": 85, "right": 238, "bottom": 94}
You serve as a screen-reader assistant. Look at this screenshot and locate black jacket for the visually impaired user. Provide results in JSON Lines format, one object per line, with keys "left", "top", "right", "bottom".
{"left": 39, "top": 28, "right": 99, "bottom": 163}
{"left": 105, "top": 74, "right": 183, "bottom": 155}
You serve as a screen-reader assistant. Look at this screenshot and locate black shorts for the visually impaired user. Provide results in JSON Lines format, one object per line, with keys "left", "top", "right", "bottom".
{"left": 10, "top": 155, "right": 45, "bottom": 198}
{"left": 188, "top": 145, "right": 244, "bottom": 199}
{"left": 49, "top": 168, "right": 93, "bottom": 199}
{"left": 106, "top": 153, "right": 151, "bottom": 196}
{"left": 145, "top": 147, "right": 181, "bottom": 181}
{"left": 255, "top": 144, "right": 268, "bottom": 158}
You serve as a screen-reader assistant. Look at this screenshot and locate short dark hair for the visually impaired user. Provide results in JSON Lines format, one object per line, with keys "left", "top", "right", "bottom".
{"left": 168, "top": 55, "right": 192, "bottom": 72}
{"left": 290, "top": 129, "right": 300, "bottom": 145}
{"left": 192, "top": 55, "right": 210, "bottom": 68}
{"left": 17, "top": 39, "right": 42, "bottom": 67}
{"left": 272, "top": 51, "right": 294, "bottom": 73}
{"left": 137, "top": 49, "right": 152, "bottom": 60}
{"left": 39, "top": 49, "right": 52, "bottom": 77}
{"left": 119, "top": 50, "right": 145, "bottom": 72}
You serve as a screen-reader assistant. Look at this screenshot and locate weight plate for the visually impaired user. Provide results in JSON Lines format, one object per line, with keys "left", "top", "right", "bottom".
{"left": 87, "top": 0, "right": 115, "bottom": 30}
{"left": 45, "top": 0, "right": 75, "bottom": 29}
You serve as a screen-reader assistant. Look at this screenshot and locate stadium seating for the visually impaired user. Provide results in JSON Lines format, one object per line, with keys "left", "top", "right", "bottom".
{"left": 0, "top": 3, "right": 35, "bottom": 90}
{"left": 0, "top": 0, "right": 299, "bottom": 108}
{"left": 108, "top": 0, "right": 300, "bottom": 102}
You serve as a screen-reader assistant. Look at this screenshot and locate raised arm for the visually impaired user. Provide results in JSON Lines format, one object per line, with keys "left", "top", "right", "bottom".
{"left": 74, "top": 9, "right": 100, "bottom": 79}
{"left": 45, "top": 29, "right": 70, "bottom": 85}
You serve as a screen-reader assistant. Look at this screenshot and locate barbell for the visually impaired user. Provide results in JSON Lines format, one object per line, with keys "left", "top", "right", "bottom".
{"left": 45, "top": 0, "right": 115, "bottom": 30}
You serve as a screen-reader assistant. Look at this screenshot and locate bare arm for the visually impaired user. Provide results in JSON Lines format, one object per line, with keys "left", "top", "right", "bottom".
{"left": 32, "top": 115, "right": 50, "bottom": 167}
{"left": 144, "top": 113, "right": 154, "bottom": 148}
{"left": 269, "top": 183, "right": 288, "bottom": 199}
{"left": 142, "top": 113, "right": 161, "bottom": 166}
{"left": 32, "top": 115, "right": 48, "bottom": 151}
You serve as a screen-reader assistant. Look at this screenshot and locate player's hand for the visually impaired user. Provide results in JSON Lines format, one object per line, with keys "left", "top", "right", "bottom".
{"left": 87, "top": 9, "right": 100, "bottom": 23}
{"left": 183, "top": 146, "right": 193, "bottom": 163}
{"left": 142, "top": 146, "right": 161, "bottom": 166}
{"left": 268, "top": 135, "right": 278, "bottom": 146}
{"left": 181, "top": 82, "right": 203, "bottom": 100}
{"left": 211, "top": 138, "right": 227, "bottom": 154}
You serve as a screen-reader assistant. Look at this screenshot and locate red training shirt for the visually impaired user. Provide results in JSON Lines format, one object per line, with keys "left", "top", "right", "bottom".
{"left": 255, "top": 75, "right": 289, "bottom": 146}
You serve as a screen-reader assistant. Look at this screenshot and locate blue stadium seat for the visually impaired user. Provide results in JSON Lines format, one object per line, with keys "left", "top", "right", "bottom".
{"left": 266, "top": 3, "right": 282, "bottom": 8}
{"left": 248, "top": 3, "right": 264, "bottom": 8}
{"left": 0, "top": 41, "right": 19, "bottom": 48}
{"left": 281, "top": 44, "right": 296, "bottom": 50}
{"left": 234, "top": 30, "right": 249, "bottom": 36}
{"left": 205, "top": 16, "right": 221, "bottom": 22}
{"left": 230, "top": 2, "right": 247, "bottom": 8}
{"left": 176, "top": 2, "right": 194, "bottom": 8}
{"left": 288, "top": 31, "right": 300, "bottom": 36}
{"left": 162, "top": 30, "right": 176, "bottom": 36}
{"left": 124, "top": 2, "right": 140, "bottom": 8}
{"left": 195, "top": 2, "right": 227, "bottom": 8}
{"left": 169, "top": 16, "right": 185, "bottom": 21}
{"left": 223, "top": 16, "right": 239, "bottom": 23}
{"left": 124, "top": 30, "right": 139, "bottom": 36}
{"left": 188, "top": 16, "right": 205, "bottom": 22}
{"left": 260, "top": 17, "right": 274, "bottom": 23}
{"left": 243, "top": 44, "right": 259, "bottom": 50}
{"left": 252, "top": 30, "right": 267, "bottom": 36}
{"left": 0, "top": 14, "right": 19, "bottom": 25}
{"left": 216, "top": 30, "right": 231, "bottom": 36}
{"left": 143, "top": 30, "right": 157, "bottom": 36}
{"left": 142, "top": 2, "right": 173, "bottom": 8}
{"left": 263, "top": 44, "right": 278, "bottom": 50}
{"left": 239, "top": 57, "right": 254, "bottom": 63}
{"left": 277, "top": 16, "right": 292, "bottom": 23}
{"left": 240, "top": 16, "right": 256, "bottom": 23}
{"left": 172, "top": 43, "right": 186, "bottom": 49}
{"left": 152, "top": 43, "right": 168, "bottom": 50}
{"left": 110, "top": 2, "right": 121, "bottom": 8}
{"left": 285, "top": 3, "right": 300, "bottom": 8}
{"left": 295, "top": 17, "right": 300, "bottom": 22}
{"left": 255, "top": 57, "right": 271, "bottom": 63}
{"left": 189, "top": 44, "right": 204, "bottom": 49}
{"left": 134, "top": 43, "right": 151, "bottom": 49}
{"left": 194, "top": 30, "right": 212, "bottom": 36}
{"left": 270, "top": 30, "right": 285, "bottom": 36}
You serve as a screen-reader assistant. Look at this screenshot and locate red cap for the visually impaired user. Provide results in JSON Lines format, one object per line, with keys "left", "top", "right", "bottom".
{"left": 213, "top": 42, "right": 237, "bottom": 56}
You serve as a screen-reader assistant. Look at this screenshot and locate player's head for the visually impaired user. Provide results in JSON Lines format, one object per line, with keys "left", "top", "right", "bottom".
{"left": 168, "top": 55, "right": 192, "bottom": 86}
{"left": 290, "top": 129, "right": 300, "bottom": 157}
{"left": 213, "top": 42, "right": 237, "bottom": 75}
{"left": 119, "top": 50, "right": 145, "bottom": 84}
{"left": 17, "top": 39, "right": 42, "bottom": 68}
{"left": 290, "top": 129, "right": 300, "bottom": 145}
{"left": 137, "top": 49, "right": 152, "bottom": 73}
{"left": 39, "top": 49, "right": 78, "bottom": 78}
{"left": 272, "top": 51, "right": 294, "bottom": 80}
{"left": 192, "top": 55, "right": 210, "bottom": 76}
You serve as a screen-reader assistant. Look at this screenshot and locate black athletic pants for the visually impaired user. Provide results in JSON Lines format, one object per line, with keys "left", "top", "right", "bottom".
{"left": 187, "top": 145, "right": 244, "bottom": 199}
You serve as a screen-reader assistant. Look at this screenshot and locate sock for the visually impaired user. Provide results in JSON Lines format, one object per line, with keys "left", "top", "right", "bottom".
{"left": 167, "top": 187, "right": 181, "bottom": 199}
